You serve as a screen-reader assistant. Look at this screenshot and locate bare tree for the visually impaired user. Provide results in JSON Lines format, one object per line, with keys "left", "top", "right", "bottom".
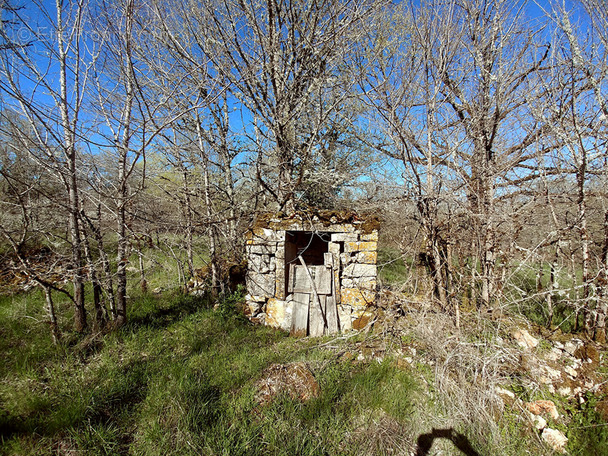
{"left": 550, "top": 0, "right": 608, "bottom": 340}
{"left": 0, "top": 0, "right": 95, "bottom": 331}
{"left": 188, "top": 0, "right": 382, "bottom": 211}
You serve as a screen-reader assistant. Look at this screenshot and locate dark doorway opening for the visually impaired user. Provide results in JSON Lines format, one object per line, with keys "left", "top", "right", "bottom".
{"left": 284, "top": 231, "right": 331, "bottom": 294}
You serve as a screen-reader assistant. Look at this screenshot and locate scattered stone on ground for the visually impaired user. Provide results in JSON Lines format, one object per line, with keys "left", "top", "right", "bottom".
{"left": 512, "top": 328, "right": 539, "bottom": 350}
{"left": 253, "top": 362, "right": 320, "bottom": 406}
{"left": 525, "top": 400, "right": 560, "bottom": 420}
{"left": 541, "top": 427, "right": 568, "bottom": 453}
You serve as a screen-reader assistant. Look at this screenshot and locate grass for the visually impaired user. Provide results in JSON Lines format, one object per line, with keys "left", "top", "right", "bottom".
{"left": 2, "top": 258, "right": 606, "bottom": 455}
{"left": 377, "top": 247, "right": 412, "bottom": 286}
{"left": 0, "top": 288, "right": 424, "bottom": 455}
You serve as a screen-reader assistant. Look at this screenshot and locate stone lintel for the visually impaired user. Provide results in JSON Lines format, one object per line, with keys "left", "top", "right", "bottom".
{"left": 331, "top": 233, "right": 359, "bottom": 242}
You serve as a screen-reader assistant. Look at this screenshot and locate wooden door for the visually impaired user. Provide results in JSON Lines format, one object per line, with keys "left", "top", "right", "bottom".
{"left": 289, "top": 259, "right": 339, "bottom": 336}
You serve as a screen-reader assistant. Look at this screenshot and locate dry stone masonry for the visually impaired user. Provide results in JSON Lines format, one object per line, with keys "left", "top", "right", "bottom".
{"left": 245, "top": 211, "right": 380, "bottom": 336}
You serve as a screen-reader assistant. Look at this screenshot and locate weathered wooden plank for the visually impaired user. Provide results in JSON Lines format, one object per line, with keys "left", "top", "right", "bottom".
{"left": 309, "top": 295, "right": 326, "bottom": 337}
{"left": 326, "top": 296, "right": 339, "bottom": 334}
{"left": 288, "top": 263, "right": 295, "bottom": 293}
{"left": 298, "top": 258, "right": 328, "bottom": 331}
{"left": 315, "top": 267, "right": 332, "bottom": 295}
{"left": 290, "top": 292, "right": 309, "bottom": 337}
{"left": 292, "top": 265, "right": 313, "bottom": 293}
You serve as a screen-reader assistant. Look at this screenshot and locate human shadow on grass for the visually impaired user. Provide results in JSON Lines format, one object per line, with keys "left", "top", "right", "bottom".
{"left": 415, "top": 428, "right": 480, "bottom": 456}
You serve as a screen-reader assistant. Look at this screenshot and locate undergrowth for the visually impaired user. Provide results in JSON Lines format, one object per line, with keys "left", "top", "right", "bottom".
{"left": 1, "top": 284, "right": 606, "bottom": 455}
{"left": 0, "top": 289, "right": 423, "bottom": 455}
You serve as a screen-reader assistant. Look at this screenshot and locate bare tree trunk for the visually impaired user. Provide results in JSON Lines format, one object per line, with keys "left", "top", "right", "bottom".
{"left": 196, "top": 117, "right": 221, "bottom": 297}
{"left": 81, "top": 217, "right": 107, "bottom": 331}
{"left": 595, "top": 209, "right": 608, "bottom": 342}
{"left": 42, "top": 285, "right": 61, "bottom": 344}
{"left": 137, "top": 238, "right": 148, "bottom": 294}
{"left": 182, "top": 169, "right": 195, "bottom": 278}
{"left": 576, "top": 155, "right": 592, "bottom": 333}
{"left": 91, "top": 204, "right": 116, "bottom": 319}
{"left": 57, "top": 0, "right": 87, "bottom": 332}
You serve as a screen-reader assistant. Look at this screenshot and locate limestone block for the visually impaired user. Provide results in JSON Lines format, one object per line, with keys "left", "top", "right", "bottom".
{"left": 247, "top": 271, "right": 275, "bottom": 297}
{"left": 343, "top": 263, "right": 377, "bottom": 278}
{"left": 342, "top": 278, "right": 377, "bottom": 290}
{"left": 331, "top": 233, "right": 358, "bottom": 242}
{"left": 328, "top": 224, "right": 357, "bottom": 233}
{"left": 341, "top": 288, "right": 375, "bottom": 309}
{"left": 249, "top": 243, "right": 277, "bottom": 255}
{"left": 275, "top": 268, "right": 286, "bottom": 299}
{"left": 275, "top": 242, "right": 285, "bottom": 260}
{"left": 361, "top": 231, "right": 379, "bottom": 242}
{"left": 265, "top": 298, "right": 292, "bottom": 331}
{"left": 338, "top": 305, "right": 352, "bottom": 331}
{"left": 246, "top": 293, "right": 266, "bottom": 303}
{"left": 246, "top": 299, "right": 264, "bottom": 316}
{"left": 512, "top": 329, "right": 539, "bottom": 350}
{"left": 328, "top": 242, "right": 341, "bottom": 256}
{"left": 248, "top": 254, "right": 264, "bottom": 272}
{"left": 345, "top": 241, "right": 377, "bottom": 253}
{"left": 249, "top": 254, "right": 274, "bottom": 273}
{"left": 249, "top": 227, "right": 284, "bottom": 242}
{"left": 355, "top": 251, "right": 377, "bottom": 264}
{"left": 340, "top": 253, "right": 355, "bottom": 266}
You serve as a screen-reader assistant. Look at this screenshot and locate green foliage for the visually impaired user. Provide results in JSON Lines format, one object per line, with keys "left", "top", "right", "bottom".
{"left": 0, "top": 286, "right": 426, "bottom": 456}
{"left": 377, "top": 247, "right": 410, "bottom": 286}
{"left": 215, "top": 284, "right": 247, "bottom": 321}
{"left": 505, "top": 263, "right": 579, "bottom": 333}
{"left": 565, "top": 392, "right": 608, "bottom": 456}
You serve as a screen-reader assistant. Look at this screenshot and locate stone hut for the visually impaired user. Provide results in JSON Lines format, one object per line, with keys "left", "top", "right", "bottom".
{"left": 245, "top": 211, "right": 379, "bottom": 336}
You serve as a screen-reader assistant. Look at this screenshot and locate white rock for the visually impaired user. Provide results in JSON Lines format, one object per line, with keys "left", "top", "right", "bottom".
{"left": 545, "top": 348, "right": 562, "bottom": 361}
{"left": 564, "top": 339, "right": 583, "bottom": 356}
{"left": 512, "top": 329, "right": 539, "bottom": 350}
{"left": 565, "top": 366, "right": 578, "bottom": 378}
{"left": 531, "top": 413, "right": 547, "bottom": 430}
{"left": 557, "top": 386, "right": 572, "bottom": 397}
{"left": 541, "top": 428, "right": 568, "bottom": 453}
{"left": 544, "top": 365, "right": 562, "bottom": 381}
{"left": 495, "top": 386, "right": 515, "bottom": 400}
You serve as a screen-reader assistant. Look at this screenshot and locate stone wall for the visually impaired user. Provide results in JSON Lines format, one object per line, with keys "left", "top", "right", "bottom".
{"left": 245, "top": 213, "right": 379, "bottom": 334}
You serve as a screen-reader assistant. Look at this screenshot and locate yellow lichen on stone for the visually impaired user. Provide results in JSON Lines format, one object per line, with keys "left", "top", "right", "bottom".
{"left": 356, "top": 251, "right": 377, "bottom": 264}
{"left": 266, "top": 298, "right": 286, "bottom": 329}
{"left": 344, "top": 241, "right": 377, "bottom": 252}
{"left": 360, "top": 231, "right": 379, "bottom": 242}
{"left": 341, "top": 288, "right": 375, "bottom": 309}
